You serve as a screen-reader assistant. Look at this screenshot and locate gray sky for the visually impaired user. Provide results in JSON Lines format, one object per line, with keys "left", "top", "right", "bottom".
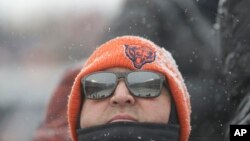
{"left": 0, "top": 0, "right": 124, "bottom": 27}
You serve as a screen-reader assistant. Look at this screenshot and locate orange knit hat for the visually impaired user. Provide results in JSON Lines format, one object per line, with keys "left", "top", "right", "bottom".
{"left": 67, "top": 36, "right": 191, "bottom": 141}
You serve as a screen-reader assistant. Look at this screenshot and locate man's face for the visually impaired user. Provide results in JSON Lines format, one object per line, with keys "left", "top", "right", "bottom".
{"left": 80, "top": 67, "right": 171, "bottom": 128}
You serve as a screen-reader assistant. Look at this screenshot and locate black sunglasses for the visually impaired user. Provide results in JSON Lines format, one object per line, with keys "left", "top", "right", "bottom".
{"left": 81, "top": 71, "right": 167, "bottom": 99}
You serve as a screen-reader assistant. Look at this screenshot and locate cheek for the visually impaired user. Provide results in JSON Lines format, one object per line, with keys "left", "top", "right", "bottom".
{"left": 139, "top": 97, "right": 171, "bottom": 123}
{"left": 80, "top": 101, "right": 108, "bottom": 128}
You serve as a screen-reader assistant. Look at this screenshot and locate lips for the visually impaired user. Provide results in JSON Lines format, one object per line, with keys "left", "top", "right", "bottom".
{"left": 108, "top": 114, "right": 137, "bottom": 123}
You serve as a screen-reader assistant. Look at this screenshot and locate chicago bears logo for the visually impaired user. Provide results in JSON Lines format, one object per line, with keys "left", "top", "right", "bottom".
{"left": 125, "top": 44, "right": 156, "bottom": 69}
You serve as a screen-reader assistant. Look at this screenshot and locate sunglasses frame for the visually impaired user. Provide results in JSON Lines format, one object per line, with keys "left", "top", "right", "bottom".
{"left": 81, "top": 70, "right": 167, "bottom": 99}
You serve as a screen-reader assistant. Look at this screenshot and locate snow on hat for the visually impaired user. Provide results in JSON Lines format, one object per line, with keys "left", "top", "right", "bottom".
{"left": 67, "top": 35, "right": 191, "bottom": 141}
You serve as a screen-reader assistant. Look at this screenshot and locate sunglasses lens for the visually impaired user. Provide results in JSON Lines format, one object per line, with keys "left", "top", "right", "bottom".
{"left": 83, "top": 73, "right": 116, "bottom": 99}
{"left": 127, "top": 72, "right": 162, "bottom": 97}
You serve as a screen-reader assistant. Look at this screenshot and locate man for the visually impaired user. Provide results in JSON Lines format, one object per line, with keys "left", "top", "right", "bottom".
{"left": 67, "top": 36, "right": 191, "bottom": 141}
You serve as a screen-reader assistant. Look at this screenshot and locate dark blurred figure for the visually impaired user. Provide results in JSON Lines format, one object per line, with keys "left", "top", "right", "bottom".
{"left": 33, "top": 68, "right": 80, "bottom": 141}
{"left": 101, "top": 0, "right": 220, "bottom": 76}
{"left": 196, "top": 0, "right": 219, "bottom": 24}
{"left": 101, "top": 0, "right": 227, "bottom": 140}
{"left": 218, "top": 0, "right": 250, "bottom": 140}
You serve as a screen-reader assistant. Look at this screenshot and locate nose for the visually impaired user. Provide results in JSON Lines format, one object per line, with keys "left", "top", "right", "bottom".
{"left": 110, "top": 80, "right": 135, "bottom": 106}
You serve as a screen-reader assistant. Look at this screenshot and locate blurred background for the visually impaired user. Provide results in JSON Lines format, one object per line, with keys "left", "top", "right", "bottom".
{"left": 0, "top": 0, "right": 125, "bottom": 140}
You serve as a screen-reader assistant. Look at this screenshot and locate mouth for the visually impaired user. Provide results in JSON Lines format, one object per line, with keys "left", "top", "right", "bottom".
{"left": 107, "top": 114, "right": 137, "bottom": 123}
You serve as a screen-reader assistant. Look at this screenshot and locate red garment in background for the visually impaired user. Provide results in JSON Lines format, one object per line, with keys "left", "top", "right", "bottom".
{"left": 33, "top": 67, "right": 80, "bottom": 141}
